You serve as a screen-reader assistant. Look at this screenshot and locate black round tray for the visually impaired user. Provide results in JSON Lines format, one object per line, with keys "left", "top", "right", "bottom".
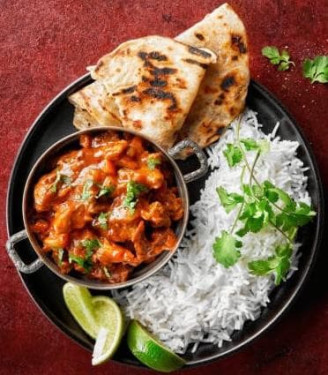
{"left": 6, "top": 75, "right": 324, "bottom": 367}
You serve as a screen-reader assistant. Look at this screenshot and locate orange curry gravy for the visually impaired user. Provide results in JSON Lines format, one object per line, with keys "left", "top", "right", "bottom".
{"left": 29, "top": 131, "right": 184, "bottom": 283}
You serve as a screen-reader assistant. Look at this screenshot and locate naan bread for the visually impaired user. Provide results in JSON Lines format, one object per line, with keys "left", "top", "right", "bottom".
{"left": 72, "top": 107, "right": 99, "bottom": 129}
{"left": 68, "top": 81, "right": 121, "bottom": 127}
{"left": 91, "top": 36, "right": 216, "bottom": 149}
{"left": 176, "top": 3, "right": 250, "bottom": 148}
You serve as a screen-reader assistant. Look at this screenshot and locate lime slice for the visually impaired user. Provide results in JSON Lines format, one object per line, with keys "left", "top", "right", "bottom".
{"left": 127, "top": 320, "right": 186, "bottom": 373}
{"left": 91, "top": 296, "right": 124, "bottom": 366}
{"left": 63, "top": 282, "right": 98, "bottom": 339}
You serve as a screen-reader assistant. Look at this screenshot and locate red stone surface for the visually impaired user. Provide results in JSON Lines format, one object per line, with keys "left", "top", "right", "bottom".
{"left": 1, "top": 0, "right": 328, "bottom": 374}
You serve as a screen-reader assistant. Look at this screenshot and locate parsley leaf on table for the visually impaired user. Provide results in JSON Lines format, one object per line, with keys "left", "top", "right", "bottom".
{"left": 216, "top": 186, "right": 244, "bottom": 213}
{"left": 262, "top": 46, "right": 294, "bottom": 71}
{"left": 303, "top": 56, "right": 328, "bottom": 84}
{"left": 213, "top": 231, "right": 242, "bottom": 268}
{"left": 223, "top": 143, "right": 243, "bottom": 167}
{"left": 248, "top": 244, "right": 292, "bottom": 285}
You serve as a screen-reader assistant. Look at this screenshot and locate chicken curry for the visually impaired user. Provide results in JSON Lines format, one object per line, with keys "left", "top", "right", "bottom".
{"left": 29, "top": 131, "right": 184, "bottom": 283}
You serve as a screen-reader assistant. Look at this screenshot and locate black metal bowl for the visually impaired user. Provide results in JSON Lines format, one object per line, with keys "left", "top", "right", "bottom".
{"left": 6, "top": 74, "right": 324, "bottom": 367}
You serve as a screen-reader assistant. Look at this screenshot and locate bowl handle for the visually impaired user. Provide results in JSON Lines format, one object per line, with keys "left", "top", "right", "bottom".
{"left": 6, "top": 230, "right": 43, "bottom": 274}
{"left": 168, "top": 139, "right": 208, "bottom": 183}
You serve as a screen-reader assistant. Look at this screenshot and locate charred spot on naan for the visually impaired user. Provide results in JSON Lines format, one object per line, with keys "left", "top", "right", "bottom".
{"left": 231, "top": 34, "right": 247, "bottom": 54}
{"left": 195, "top": 33, "right": 205, "bottom": 41}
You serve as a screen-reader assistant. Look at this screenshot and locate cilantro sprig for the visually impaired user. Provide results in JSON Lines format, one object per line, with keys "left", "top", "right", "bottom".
{"left": 124, "top": 181, "right": 148, "bottom": 212}
{"left": 262, "top": 46, "right": 294, "bottom": 71}
{"left": 303, "top": 56, "right": 328, "bottom": 84}
{"left": 213, "top": 117, "right": 316, "bottom": 283}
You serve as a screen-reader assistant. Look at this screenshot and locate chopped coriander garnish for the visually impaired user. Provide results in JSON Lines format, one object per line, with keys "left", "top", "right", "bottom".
{"left": 81, "top": 238, "right": 101, "bottom": 254}
{"left": 97, "top": 212, "right": 109, "bottom": 230}
{"left": 50, "top": 170, "right": 72, "bottom": 193}
{"left": 81, "top": 179, "right": 94, "bottom": 200}
{"left": 124, "top": 181, "right": 148, "bottom": 212}
{"left": 262, "top": 46, "right": 294, "bottom": 71}
{"left": 147, "top": 157, "right": 161, "bottom": 170}
{"left": 68, "top": 254, "right": 92, "bottom": 272}
{"left": 303, "top": 56, "right": 328, "bottom": 84}
{"left": 69, "top": 239, "right": 101, "bottom": 272}
{"left": 213, "top": 231, "right": 242, "bottom": 268}
{"left": 57, "top": 248, "right": 64, "bottom": 266}
{"left": 97, "top": 185, "right": 115, "bottom": 199}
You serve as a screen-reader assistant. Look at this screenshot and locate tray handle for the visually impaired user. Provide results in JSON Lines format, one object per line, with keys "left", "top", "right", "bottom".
{"left": 168, "top": 139, "right": 208, "bottom": 183}
{"left": 6, "top": 230, "right": 43, "bottom": 274}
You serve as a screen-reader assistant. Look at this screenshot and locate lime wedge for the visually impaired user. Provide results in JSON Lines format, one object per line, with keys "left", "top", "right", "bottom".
{"left": 127, "top": 320, "right": 186, "bottom": 373}
{"left": 91, "top": 296, "right": 124, "bottom": 366}
{"left": 63, "top": 282, "right": 98, "bottom": 339}
{"left": 63, "top": 283, "right": 124, "bottom": 366}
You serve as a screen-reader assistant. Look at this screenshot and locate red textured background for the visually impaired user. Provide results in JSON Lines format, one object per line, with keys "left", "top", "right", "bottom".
{"left": 1, "top": 0, "right": 328, "bottom": 374}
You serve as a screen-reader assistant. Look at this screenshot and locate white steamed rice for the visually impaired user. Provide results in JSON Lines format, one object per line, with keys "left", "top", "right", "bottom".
{"left": 112, "top": 109, "right": 311, "bottom": 354}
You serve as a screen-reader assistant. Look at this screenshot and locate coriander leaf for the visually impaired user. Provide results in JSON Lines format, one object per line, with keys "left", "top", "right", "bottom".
{"left": 262, "top": 46, "right": 280, "bottom": 64}
{"left": 68, "top": 254, "right": 92, "bottom": 272}
{"left": 223, "top": 144, "right": 243, "bottom": 167}
{"left": 248, "top": 258, "right": 274, "bottom": 275}
{"left": 57, "top": 248, "right": 64, "bottom": 266}
{"left": 239, "top": 199, "right": 273, "bottom": 234}
{"left": 97, "top": 212, "right": 109, "bottom": 230}
{"left": 263, "top": 181, "right": 296, "bottom": 210}
{"left": 276, "top": 201, "right": 315, "bottom": 232}
{"left": 147, "top": 157, "right": 161, "bottom": 170}
{"left": 51, "top": 171, "right": 71, "bottom": 193}
{"left": 303, "top": 56, "right": 328, "bottom": 84}
{"left": 216, "top": 186, "right": 244, "bottom": 213}
{"left": 124, "top": 181, "right": 148, "bottom": 211}
{"left": 50, "top": 170, "right": 61, "bottom": 193}
{"left": 262, "top": 46, "right": 294, "bottom": 71}
{"left": 81, "top": 238, "right": 101, "bottom": 254}
{"left": 97, "top": 185, "right": 115, "bottom": 198}
{"left": 240, "top": 138, "right": 260, "bottom": 151}
{"left": 248, "top": 243, "right": 292, "bottom": 285}
{"left": 213, "top": 231, "right": 242, "bottom": 268}
{"left": 81, "top": 179, "right": 94, "bottom": 201}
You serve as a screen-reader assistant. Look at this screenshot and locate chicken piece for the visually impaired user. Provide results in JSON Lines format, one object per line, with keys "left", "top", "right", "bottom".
{"left": 96, "top": 238, "right": 136, "bottom": 265}
{"left": 103, "top": 140, "right": 128, "bottom": 160}
{"left": 149, "top": 228, "right": 177, "bottom": 257}
{"left": 109, "top": 196, "right": 140, "bottom": 224}
{"left": 126, "top": 136, "right": 144, "bottom": 158}
{"left": 140, "top": 201, "right": 171, "bottom": 227}
{"left": 155, "top": 187, "right": 184, "bottom": 221}
{"left": 52, "top": 202, "right": 93, "bottom": 234}
{"left": 33, "top": 170, "right": 57, "bottom": 212}
{"left": 43, "top": 233, "right": 69, "bottom": 250}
